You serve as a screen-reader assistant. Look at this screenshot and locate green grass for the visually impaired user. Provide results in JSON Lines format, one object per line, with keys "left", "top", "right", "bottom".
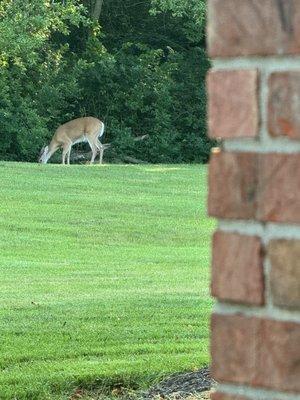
{"left": 0, "top": 162, "right": 215, "bottom": 400}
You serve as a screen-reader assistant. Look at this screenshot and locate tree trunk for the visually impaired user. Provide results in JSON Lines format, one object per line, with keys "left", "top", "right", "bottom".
{"left": 92, "top": 0, "right": 104, "bottom": 21}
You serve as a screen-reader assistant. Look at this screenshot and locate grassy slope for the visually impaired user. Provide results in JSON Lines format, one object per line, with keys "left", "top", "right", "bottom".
{"left": 0, "top": 163, "right": 214, "bottom": 400}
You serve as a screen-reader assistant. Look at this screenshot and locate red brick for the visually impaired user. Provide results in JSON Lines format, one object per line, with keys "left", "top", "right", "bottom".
{"left": 268, "top": 239, "right": 300, "bottom": 309}
{"left": 269, "top": 72, "right": 300, "bottom": 140}
{"left": 209, "top": 152, "right": 300, "bottom": 223}
{"left": 211, "top": 393, "right": 250, "bottom": 400}
{"left": 212, "top": 232, "right": 264, "bottom": 305}
{"left": 257, "top": 153, "right": 300, "bottom": 223}
{"left": 255, "top": 319, "right": 300, "bottom": 392}
{"left": 208, "top": 151, "right": 259, "bottom": 220}
{"left": 207, "top": 70, "right": 259, "bottom": 139}
{"left": 207, "top": 0, "right": 300, "bottom": 57}
{"left": 211, "top": 314, "right": 259, "bottom": 384}
{"left": 211, "top": 314, "right": 300, "bottom": 392}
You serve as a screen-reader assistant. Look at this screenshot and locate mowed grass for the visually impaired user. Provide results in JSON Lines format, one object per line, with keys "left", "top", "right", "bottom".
{"left": 0, "top": 162, "right": 215, "bottom": 400}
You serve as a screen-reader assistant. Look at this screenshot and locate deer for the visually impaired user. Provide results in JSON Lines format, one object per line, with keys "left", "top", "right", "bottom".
{"left": 38, "top": 117, "right": 108, "bottom": 165}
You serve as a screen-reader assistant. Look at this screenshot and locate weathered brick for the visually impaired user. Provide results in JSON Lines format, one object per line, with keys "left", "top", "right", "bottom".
{"left": 268, "top": 239, "right": 300, "bottom": 309}
{"left": 209, "top": 152, "right": 300, "bottom": 223}
{"left": 211, "top": 393, "right": 250, "bottom": 400}
{"left": 207, "top": 70, "right": 259, "bottom": 139}
{"left": 269, "top": 72, "right": 300, "bottom": 140}
{"left": 255, "top": 319, "right": 300, "bottom": 392}
{"left": 211, "top": 314, "right": 300, "bottom": 392}
{"left": 211, "top": 314, "right": 259, "bottom": 384}
{"left": 207, "top": 0, "right": 300, "bottom": 57}
{"left": 212, "top": 232, "right": 264, "bottom": 305}
{"left": 257, "top": 153, "right": 300, "bottom": 223}
{"left": 208, "top": 151, "right": 258, "bottom": 220}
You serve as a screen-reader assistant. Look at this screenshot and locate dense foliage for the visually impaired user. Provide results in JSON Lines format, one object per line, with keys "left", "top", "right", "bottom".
{"left": 0, "top": 0, "right": 211, "bottom": 163}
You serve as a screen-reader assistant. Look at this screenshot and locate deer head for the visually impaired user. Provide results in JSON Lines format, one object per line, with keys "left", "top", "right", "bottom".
{"left": 38, "top": 145, "right": 49, "bottom": 164}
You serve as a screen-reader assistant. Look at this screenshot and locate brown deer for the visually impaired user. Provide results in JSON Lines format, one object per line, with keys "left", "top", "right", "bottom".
{"left": 39, "top": 117, "right": 107, "bottom": 164}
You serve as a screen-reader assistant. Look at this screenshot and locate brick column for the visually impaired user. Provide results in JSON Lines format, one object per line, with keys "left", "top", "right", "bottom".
{"left": 206, "top": 1, "right": 300, "bottom": 399}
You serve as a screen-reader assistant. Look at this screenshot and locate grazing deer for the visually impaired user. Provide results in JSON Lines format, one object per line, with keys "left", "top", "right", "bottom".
{"left": 39, "top": 117, "right": 106, "bottom": 165}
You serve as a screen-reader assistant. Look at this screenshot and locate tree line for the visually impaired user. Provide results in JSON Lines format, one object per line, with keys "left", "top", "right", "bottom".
{"left": 0, "top": 0, "right": 211, "bottom": 163}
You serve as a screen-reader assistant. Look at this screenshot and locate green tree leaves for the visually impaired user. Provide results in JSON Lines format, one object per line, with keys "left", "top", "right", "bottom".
{"left": 150, "top": 0, "right": 207, "bottom": 43}
{"left": 0, "top": 0, "right": 212, "bottom": 163}
{"left": 0, "top": 0, "right": 88, "bottom": 160}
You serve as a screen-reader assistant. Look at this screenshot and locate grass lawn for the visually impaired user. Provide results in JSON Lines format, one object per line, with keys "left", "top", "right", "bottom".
{"left": 0, "top": 162, "right": 215, "bottom": 400}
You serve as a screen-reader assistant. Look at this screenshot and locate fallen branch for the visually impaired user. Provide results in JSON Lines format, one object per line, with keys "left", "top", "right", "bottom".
{"left": 123, "top": 156, "right": 149, "bottom": 164}
{"left": 133, "top": 134, "right": 149, "bottom": 142}
{"left": 70, "top": 140, "right": 149, "bottom": 164}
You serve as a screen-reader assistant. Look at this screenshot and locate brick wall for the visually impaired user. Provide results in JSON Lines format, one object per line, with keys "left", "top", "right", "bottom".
{"left": 206, "top": 1, "right": 300, "bottom": 399}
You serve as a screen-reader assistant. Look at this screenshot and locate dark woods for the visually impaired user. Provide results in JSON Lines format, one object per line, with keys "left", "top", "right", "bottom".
{"left": 0, "top": 0, "right": 211, "bottom": 163}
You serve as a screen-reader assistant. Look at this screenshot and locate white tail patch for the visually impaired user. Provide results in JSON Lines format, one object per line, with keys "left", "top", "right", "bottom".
{"left": 99, "top": 122, "right": 105, "bottom": 138}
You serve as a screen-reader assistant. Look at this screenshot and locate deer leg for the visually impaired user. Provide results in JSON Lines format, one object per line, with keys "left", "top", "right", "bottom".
{"left": 99, "top": 147, "right": 104, "bottom": 164}
{"left": 87, "top": 139, "right": 98, "bottom": 164}
{"left": 62, "top": 149, "right": 66, "bottom": 165}
{"left": 62, "top": 142, "right": 72, "bottom": 165}
{"left": 96, "top": 139, "right": 104, "bottom": 164}
{"left": 91, "top": 147, "right": 98, "bottom": 163}
{"left": 67, "top": 145, "right": 72, "bottom": 165}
